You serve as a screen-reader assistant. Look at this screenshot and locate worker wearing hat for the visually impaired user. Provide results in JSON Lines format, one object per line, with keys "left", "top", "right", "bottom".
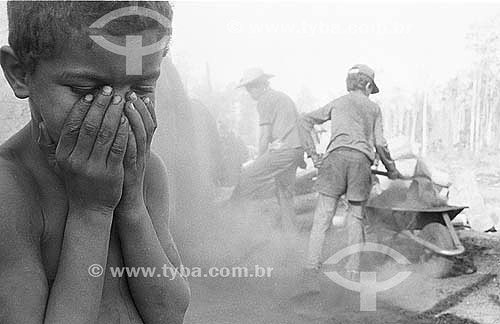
{"left": 300, "top": 64, "right": 402, "bottom": 282}
{"left": 232, "top": 68, "right": 305, "bottom": 232}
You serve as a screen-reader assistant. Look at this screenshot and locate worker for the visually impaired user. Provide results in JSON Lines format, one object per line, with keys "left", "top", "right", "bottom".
{"left": 300, "top": 64, "right": 402, "bottom": 281}
{"left": 231, "top": 68, "right": 305, "bottom": 233}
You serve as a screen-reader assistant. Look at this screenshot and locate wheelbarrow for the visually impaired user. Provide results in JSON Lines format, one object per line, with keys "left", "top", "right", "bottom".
{"left": 365, "top": 170, "right": 467, "bottom": 278}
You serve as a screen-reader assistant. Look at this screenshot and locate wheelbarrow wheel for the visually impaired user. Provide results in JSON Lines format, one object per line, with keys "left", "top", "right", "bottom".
{"left": 418, "top": 222, "right": 454, "bottom": 278}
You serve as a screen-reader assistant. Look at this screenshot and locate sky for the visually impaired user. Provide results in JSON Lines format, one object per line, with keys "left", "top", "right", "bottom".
{"left": 0, "top": 1, "right": 499, "bottom": 105}
{"left": 170, "top": 1, "right": 500, "bottom": 104}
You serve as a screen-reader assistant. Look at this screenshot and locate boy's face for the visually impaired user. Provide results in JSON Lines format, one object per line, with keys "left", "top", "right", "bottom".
{"left": 27, "top": 30, "right": 165, "bottom": 141}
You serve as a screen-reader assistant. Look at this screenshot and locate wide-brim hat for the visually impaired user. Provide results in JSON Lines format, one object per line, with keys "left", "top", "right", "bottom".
{"left": 236, "top": 68, "right": 274, "bottom": 88}
{"left": 348, "top": 64, "right": 379, "bottom": 94}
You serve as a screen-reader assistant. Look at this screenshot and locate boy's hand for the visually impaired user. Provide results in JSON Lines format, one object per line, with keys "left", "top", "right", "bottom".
{"left": 116, "top": 93, "right": 156, "bottom": 216}
{"left": 39, "top": 86, "right": 129, "bottom": 212}
{"left": 388, "top": 168, "right": 403, "bottom": 180}
{"left": 311, "top": 152, "right": 323, "bottom": 168}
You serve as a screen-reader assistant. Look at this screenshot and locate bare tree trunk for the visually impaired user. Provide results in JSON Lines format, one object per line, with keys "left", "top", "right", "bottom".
{"left": 404, "top": 110, "right": 411, "bottom": 137}
{"left": 410, "top": 104, "right": 418, "bottom": 148}
{"left": 205, "top": 61, "right": 213, "bottom": 94}
{"left": 452, "top": 92, "right": 460, "bottom": 146}
{"left": 422, "top": 91, "right": 428, "bottom": 157}
{"left": 399, "top": 107, "right": 405, "bottom": 136}
{"left": 494, "top": 92, "right": 500, "bottom": 150}
{"left": 447, "top": 100, "right": 453, "bottom": 148}
{"left": 470, "top": 70, "right": 478, "bottom": 151}
{"left": 475, "top": 71, "right": 483, "bottom": 151}
{"left": 485, "top": 81, "right": 494, "bottom": 148}
{"left": 455, "top": 105, "right": 462, "bottom": 145}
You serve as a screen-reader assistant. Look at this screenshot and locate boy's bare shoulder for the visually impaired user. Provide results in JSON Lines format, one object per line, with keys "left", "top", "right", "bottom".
{"left": 0, "top": 148, "right": 34, "bottom": 194}
{"left": 0, "top": 148, "right": 43, "bottom": 242}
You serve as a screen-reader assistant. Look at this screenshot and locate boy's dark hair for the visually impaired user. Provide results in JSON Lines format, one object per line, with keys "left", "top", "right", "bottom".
{"left": 7, "top": 1, "right": 173, "bottom": 72}
{"left": 346, "top": 73, "right": 372, "bottom": 92}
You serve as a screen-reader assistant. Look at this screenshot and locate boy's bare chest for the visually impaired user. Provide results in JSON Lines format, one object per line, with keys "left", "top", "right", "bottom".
{"left": 39, "top": 191, "right": 144, "bottom": 323}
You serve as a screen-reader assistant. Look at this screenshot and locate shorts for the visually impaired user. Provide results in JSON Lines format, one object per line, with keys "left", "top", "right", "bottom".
{"left": 314, "top": 148, "right": 372, "bottom": 201}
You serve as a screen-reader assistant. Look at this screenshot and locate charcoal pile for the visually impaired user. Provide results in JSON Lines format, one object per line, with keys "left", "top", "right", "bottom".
{"left": 368, "top": 177, "right": 447, "bottom": 210}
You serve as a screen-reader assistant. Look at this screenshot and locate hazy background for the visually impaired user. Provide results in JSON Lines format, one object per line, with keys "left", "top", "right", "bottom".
{"left": 1, "top": 1, "right": 500, "bottom": 212}
{"left": 170, "top": 1, "right": 488, "bottom": 101}
{"left": 2, "top": 1, "right": 500, "bottom": 152}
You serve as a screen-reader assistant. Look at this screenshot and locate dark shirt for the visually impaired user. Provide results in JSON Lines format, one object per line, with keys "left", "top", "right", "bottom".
{"left": 300, "top": 91, "right": 388, "bottom": 161}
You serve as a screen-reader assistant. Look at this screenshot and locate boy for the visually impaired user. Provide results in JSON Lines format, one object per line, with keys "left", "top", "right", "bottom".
{"left": 0, "top": 1, "right": 189, "bottom": 323}
{"left": 300, "top": 64, "right": 401, "bottom": 279}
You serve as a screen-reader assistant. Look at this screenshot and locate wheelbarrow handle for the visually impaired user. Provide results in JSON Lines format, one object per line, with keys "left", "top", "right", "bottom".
{"left": 371, "top": 169, "right": 413, "bottom": 181}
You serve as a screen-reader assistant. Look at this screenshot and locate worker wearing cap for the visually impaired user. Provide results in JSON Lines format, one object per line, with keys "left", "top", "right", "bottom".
{"left": 300, "top": 64, "right": 402, "bottom": 278}
{"left": 232, "top": 68, "right": 305, "bottom": 232}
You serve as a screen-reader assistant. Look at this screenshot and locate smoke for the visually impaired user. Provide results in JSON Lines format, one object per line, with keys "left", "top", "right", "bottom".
{"left": 151, "top": 60, "right": 469, "bottom": 323}
{"left": 152, "top": 59, "right": 302, "bottom": 275}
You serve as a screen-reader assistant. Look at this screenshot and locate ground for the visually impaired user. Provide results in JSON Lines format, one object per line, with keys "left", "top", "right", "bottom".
{"left": 179, "top": 149, "right": 500, "bottom": 324}
{"left": 182, "top": 198, "right": 500, "bottom": 324}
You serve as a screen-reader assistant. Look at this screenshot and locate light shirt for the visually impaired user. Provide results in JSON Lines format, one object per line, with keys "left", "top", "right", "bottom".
{"left": 300, "top": 91, "right": 388, "bottom": 161}
{"left": 257, "top": 89, "right": 302, "bottom": 149}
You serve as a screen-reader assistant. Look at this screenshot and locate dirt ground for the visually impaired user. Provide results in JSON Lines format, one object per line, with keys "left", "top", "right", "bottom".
{"left": 180, "top": 198, "right": 500, "bottom": 324}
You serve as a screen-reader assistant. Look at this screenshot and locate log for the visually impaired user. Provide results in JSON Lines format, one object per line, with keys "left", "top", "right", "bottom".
{"left": 458, "top": 229, "right": 500, "bottom": 249}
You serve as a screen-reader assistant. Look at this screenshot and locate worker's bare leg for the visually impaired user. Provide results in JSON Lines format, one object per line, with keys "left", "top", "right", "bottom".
{"left": 344, "top": 201, "right": 366, "bottom": 276}
{"left": 306, "top": 194, "right": 339, "bottom": 269}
